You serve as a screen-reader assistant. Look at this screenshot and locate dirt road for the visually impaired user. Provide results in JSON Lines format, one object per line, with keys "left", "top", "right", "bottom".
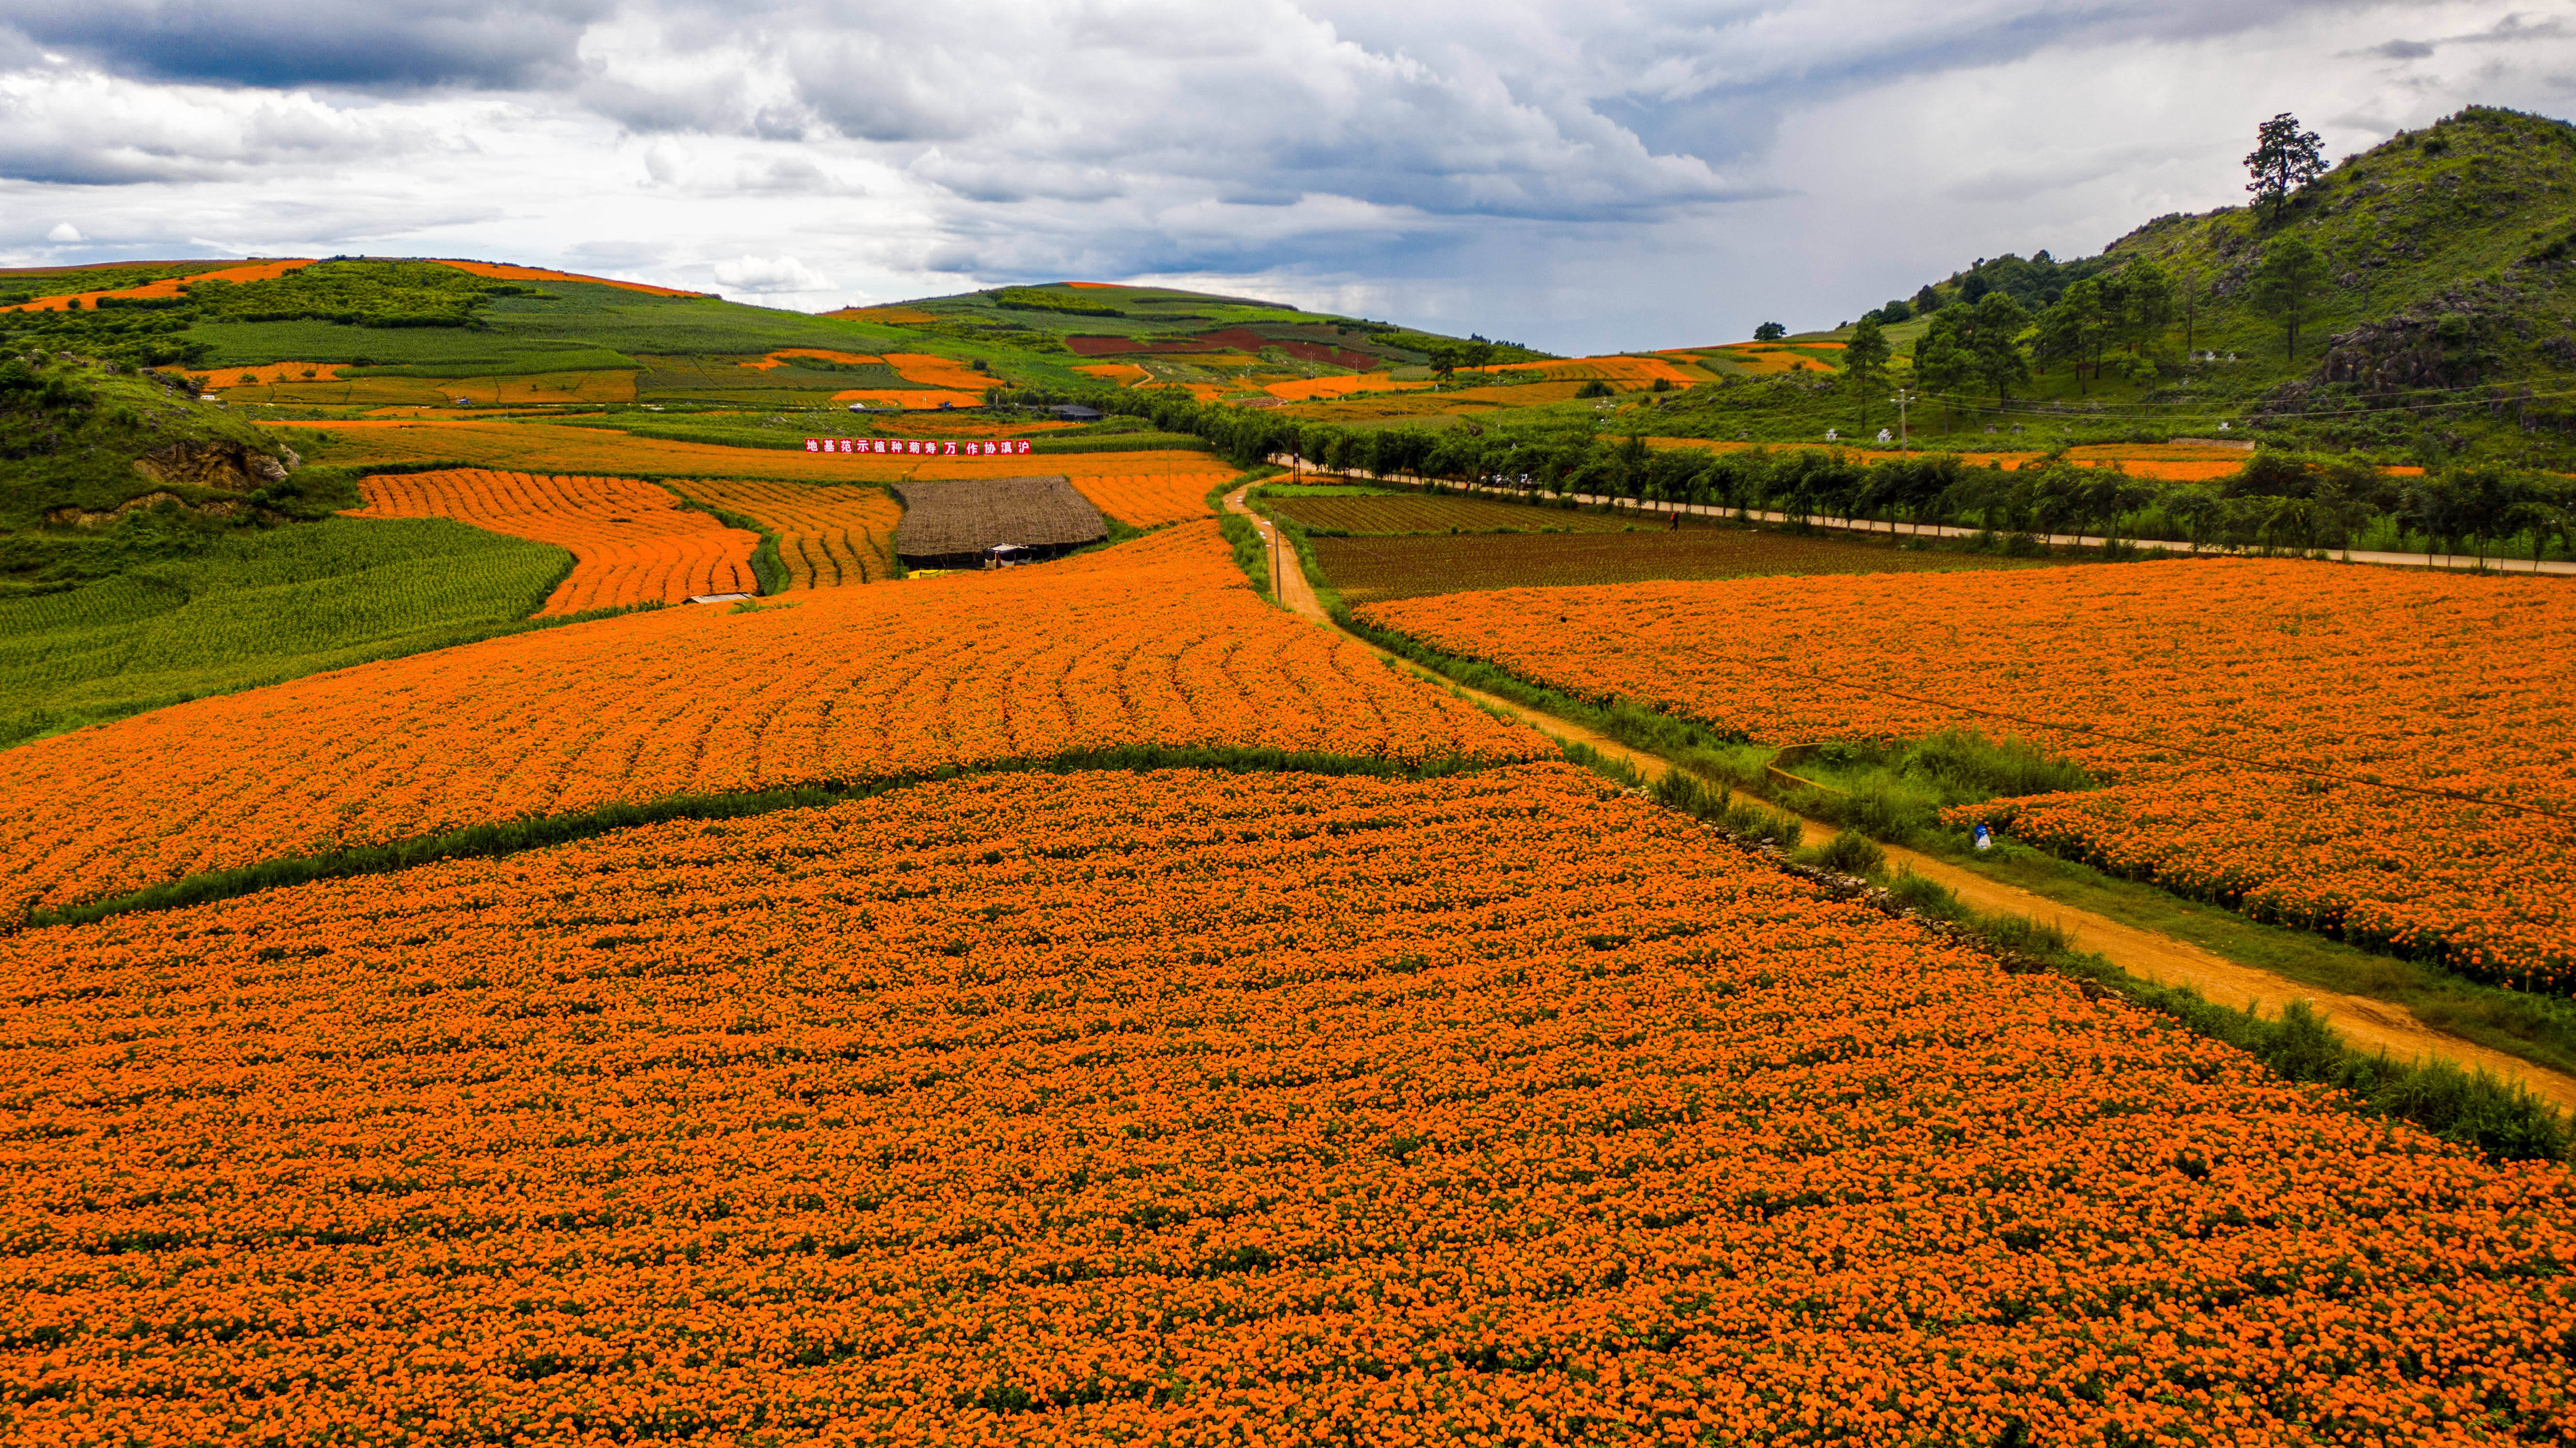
{"left": 1223, "top": 484, "right": 2576, "bottom": 1115}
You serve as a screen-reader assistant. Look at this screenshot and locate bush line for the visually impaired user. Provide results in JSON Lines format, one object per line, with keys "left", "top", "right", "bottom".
{"left": 1552, "top": 744, "right": 2569, "bottom": 1164}
{"left": 16, "top": 744, "right": 1514, "bottom": 933}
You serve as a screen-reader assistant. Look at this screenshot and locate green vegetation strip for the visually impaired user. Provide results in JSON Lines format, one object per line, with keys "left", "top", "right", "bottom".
{"left": 16, "top": 745, "right": 1512, "bottom": 934}
{"left": 1215, "top": 466, "right": 1283, "bottom": 601}
{"left": 1349, "top": 607, "right": 2576, "bottom": 1111}
{"left": 1556, "top": 743, "right": 2569, "bottom": 1165}
{"left": 663, "top": 489, "right": 785, "bottom": 596}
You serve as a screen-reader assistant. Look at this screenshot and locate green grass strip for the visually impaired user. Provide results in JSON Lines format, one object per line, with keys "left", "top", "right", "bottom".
{"left": 1552, "top": 742, "right": 2572, "bottom": 1165}
{"left": 20, "top": 745, "right": 1512, "bottom": 933}
{"left": 661, "top": 488, "right": 785, "bottom": 596}
{"left": 1211, "top": 465, "right": 1284, "bottom": 601}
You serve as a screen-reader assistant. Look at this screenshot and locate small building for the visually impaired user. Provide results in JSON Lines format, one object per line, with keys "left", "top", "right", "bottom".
{"left": 1046, "top": 404, "right": 1103, "bottom": 423}
{"left": 893, "top": 475, "right": 1107, "bottom": 570}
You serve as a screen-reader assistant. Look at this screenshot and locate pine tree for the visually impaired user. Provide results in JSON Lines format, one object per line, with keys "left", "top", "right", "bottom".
{"left": 2245, "top": 113, "right": 2327, "bottom": 222}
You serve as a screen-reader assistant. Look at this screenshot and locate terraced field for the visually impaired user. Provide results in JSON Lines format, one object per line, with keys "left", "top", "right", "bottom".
{"left": 0, "top": 523, "right": 1543, "bottom": 917}
{"left": 348, "top": 469, "right": 759, "bottom": 612}
{"left": 671, "top": 477, "right": 904, "bottom": 588}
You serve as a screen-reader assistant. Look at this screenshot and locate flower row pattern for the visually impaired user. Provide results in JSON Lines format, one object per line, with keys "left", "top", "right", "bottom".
{"left": 667, "top": 477, "right": 905, "bottom": 588}
{"left": 348, "top": 470, "right": 759, "bottom": 613}
{"left": 1364, "top": 558, "right": 2576, "bottom": 990}
{"left": 0, "top": 523, "right": 1543, "bottom": 917}
{"left": 0, "top": 765, "right": 2568, "bottom": 1444}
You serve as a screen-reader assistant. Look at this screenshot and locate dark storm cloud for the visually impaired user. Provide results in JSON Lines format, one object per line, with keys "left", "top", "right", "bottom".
{"left": 4, "top": 0, "right": 614, "bottom": 90}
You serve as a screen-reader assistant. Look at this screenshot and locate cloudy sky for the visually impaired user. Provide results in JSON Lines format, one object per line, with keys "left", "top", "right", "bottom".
{"left": 2, "top": 0, "right": 2571, "bottom": 353}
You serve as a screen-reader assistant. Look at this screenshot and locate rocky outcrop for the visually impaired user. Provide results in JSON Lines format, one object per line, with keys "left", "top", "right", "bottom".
{"left": 130, "top": 441, "right": 292, "bottom": 492}
{"left": 44, "top": 491, "right": 252, "bottom": 528}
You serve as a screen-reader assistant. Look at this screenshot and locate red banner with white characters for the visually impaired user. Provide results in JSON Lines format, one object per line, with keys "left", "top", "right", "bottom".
{"left": 805, "top": 438, "right": 1033, "bottom": 456}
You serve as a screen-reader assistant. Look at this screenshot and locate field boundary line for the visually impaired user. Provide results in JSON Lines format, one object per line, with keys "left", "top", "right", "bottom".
{"left": 13, "top": 746, "right": 1523, "bottom": 934}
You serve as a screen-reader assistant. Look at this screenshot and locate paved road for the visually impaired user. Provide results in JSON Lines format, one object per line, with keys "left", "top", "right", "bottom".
{"left": 1271, "top": 456, "right": 2576, "bottom": 578}
{"left": 1224, "top": 480, "right": 2576, "bottom": 1113}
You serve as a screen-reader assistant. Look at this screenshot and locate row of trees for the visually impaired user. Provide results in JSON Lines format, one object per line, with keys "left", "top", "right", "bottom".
{"left": 1025, "top": 383, "right": 2566, "bottom": 564}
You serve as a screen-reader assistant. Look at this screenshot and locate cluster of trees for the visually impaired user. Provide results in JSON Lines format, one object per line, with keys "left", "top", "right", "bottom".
{"left": 1840, "top": 114, "right": 2339, "bottom": 393}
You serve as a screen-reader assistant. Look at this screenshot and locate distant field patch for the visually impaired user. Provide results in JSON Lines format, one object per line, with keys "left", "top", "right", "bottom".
{"left": 0, "top": 522, "right": 1541, "bottom": 917}
{"left": 1463, "top": 354, "right": 1705, "bottom": 389}
{"left": 1263, "top": 372, "right": 1436, "bottom": 401}
{"left": 676, "top": 477, "right": 903, "bottom": 588}
{"left": 1312, "top": 526, "right": 2059, "bottom": 606}
{"left": 348, "top": 469, "right": 757, "bottom": 613}
{"left": 883, "top": 353, "right": 991, "bottom": 390}
{"left": 1273, "top": 494, "right": 1689, "bottom": 536}
{"left": 1074, "top": 362, "right": 1153, "bottom": 387}
{"left": 432, "top": 260, "right": 708, "bottom": 298}
{"left": 822, "top": 305, "right": 938, "bottom": 325}
{"left": 1700, "top": 344, "right": 1839, "bottom": 375}
{"left": 1039, "top": 456, "right": 1241, "bottom": 527}
{"left": 225, "top": 369, "right": 639, "bottom": 407}
{"left": 6, "top": 258, "right": 313, "bottom": 313}
{"left": 831, "top": 390, "right": 986, "bottom": 410}
{"left": 755, "top": 348, "right": 883, "bottom": 369}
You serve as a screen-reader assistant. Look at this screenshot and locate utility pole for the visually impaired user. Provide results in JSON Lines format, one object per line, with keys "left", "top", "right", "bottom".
{"left": 1890, "top": 388, "right": 1915, "bottom": 453}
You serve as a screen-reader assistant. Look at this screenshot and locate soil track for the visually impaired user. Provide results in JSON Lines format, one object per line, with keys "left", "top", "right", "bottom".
{"left": 1223, "top": 483, "right": 2576, "bottom": 1116}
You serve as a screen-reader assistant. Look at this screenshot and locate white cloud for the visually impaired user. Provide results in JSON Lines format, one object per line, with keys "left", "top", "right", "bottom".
{"left": 44, "top": 220, "right": 80, "bottom": 241}
{"left": 0, "top": 0, "right": 2568, "bottom": 351}
{"left": 0, "top": 68, "right": 449, "bottom": 184}
{"left": 712, "top": 253, "right": 831, "bottom": 293}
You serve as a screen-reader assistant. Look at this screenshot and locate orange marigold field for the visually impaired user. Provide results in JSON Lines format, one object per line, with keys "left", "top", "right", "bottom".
{"left": 0, "top": 523, "right": 1538, "bottom": 916}
{"left": 829, "top": 388, "right": 986, "bottom": 409}
{"left": 5, "top": 258, "right": 312, "bottom": 312}
{"left": 957, "top": 455, "right": 1235, "bottom": 527}
{"left": 1463, "top": 355, "right": 1706, "bottom": 389}
{"left": 430, "top": 259, "right": 708, "bottom": 297}
{"left": 1365, "top": 560, "right": 2576, "bottom": 991}
{"left": 1073, "top": 361, "right": 1153, "bottom": 387}
{"left": 670, "top": 477, "right": 904, "bottom": 588}
{"left": 1262, "top": 371, "right": 1438, "bottom": 402}
{"left": 883, "top": 352, "right": 992, "bottom": 391}
{"left": 2, "top": 765, "right": 2570, "bottom": 1445}
{"left": 347, "top": 469, "right": 758, "bottom": 613}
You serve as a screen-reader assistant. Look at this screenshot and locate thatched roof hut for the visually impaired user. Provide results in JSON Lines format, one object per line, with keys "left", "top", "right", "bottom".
{"left": 893, "top": 475, "right": 1106, "bottom": 569}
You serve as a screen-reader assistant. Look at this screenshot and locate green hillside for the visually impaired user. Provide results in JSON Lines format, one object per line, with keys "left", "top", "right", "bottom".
{"left": 1771, "top": 105, "right": 2576, "bottom": 464}
{"left": 0, "top": 261, "right": 1542, "bottom": 410}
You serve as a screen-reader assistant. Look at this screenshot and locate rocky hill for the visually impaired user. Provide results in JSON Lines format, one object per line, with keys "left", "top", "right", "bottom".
{"left": 0, "top": 352, "right": 306, "bottom": 530}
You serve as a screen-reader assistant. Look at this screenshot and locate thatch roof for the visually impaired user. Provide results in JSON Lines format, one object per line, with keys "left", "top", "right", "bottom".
{"left": 893, "top": 475, "right": 1106, "bottom": 562}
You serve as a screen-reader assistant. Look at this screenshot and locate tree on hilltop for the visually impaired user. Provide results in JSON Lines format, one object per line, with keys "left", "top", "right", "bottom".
{"left": 1753, "top": 322, "right": 1787, "bottom": 341}
{"left": 2249, "top": 237, "right": 2328, "bottom": 361}
{"left": 2245, "top": 113, "right": 2327, "bottom": 222}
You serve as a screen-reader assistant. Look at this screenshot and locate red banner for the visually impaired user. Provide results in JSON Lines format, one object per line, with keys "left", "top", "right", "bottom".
{"left": 805, "top": 438, "right": 1033, "bottom": 456}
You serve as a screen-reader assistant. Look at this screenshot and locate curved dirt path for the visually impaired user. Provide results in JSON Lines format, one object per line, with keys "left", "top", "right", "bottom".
{"left": 1224, "top": 484, "right": 2576, "bottom": 1116}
